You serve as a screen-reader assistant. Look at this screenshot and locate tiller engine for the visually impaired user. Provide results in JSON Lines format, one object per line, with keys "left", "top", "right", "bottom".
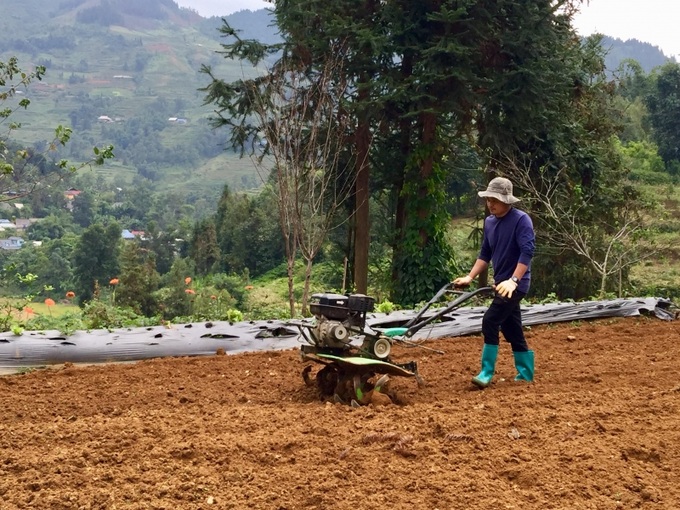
{"left": 293, "top": 293, "right": 420, "bottom": 406}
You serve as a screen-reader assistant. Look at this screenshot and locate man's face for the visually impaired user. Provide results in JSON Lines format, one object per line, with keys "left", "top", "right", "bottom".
{"left": 486, "top": 197, "right": 511, "bottom": 217}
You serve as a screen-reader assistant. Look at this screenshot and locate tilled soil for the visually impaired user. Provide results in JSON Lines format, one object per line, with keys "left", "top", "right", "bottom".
{"left": 1, "top": 316, "right": 679, "bottom": 510}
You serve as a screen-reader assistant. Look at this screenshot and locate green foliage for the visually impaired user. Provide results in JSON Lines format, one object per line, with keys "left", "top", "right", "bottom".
{"left": 1, "top": 6, "right": 259, "bottom": 198}
{"left": 225, "top": 309, "right": 244, "bottom": 323}
{"left": 24, "top": 311, "right": 85, "bottom": 336}
{"left": 185, "top": 288, "right": 237, "bottom": 322}
{"left": 202, "top": 272, "right": 249, "bottom": 307}
{"left": 620, "top": 139, "right": 671, "bottom": 184}
{"left": 243, "top": 300, "right": 291, "bottom": 321}
{"left": 631, "top": 282, "right": 680, "bottom": 302}
{"left": 0, "top": 300, "right": 25, "bottom": 333}
{"left": 26, "top": 214, "right": 72, "bottom": 241}
{"left": 530, "top": 251, "right": 603, "bottom": 300}
{"left": 73, "top": 222, "right": 122, "bottom": 303}
{"left": 535, "top": 292, "right": 560, "bottom": 305}
{"left": 81, "top": 300, "right": 147, "bottom": 330}
{"left": 143, "top": 222, "right": 180, "bottom": 276}
{"left": 393, "top": 159, "right": 458, "bottom": 306}
{"left": 628, "top": 169, "right": 673, "bottom": 186}
{"left": 189, "top": 218, "right": 220, "bottom": 276}
{"left": 491, "top": 34, "right": 661, "bottom": 299}
{"left": 645, "top": 62, "right": 680, "bottom": 171}
{"left": 116, "top": 241, "right": 161, "bottom": 316}
{"left": 0, "top": 270, "right": 50, "bottom": 332}
{"left": 375, "top": 300, "right": 397, "bottom": 314}
{"left": 1, "top": 235, "right": 78, "bottom": 297}
{"left": 204, "top": 0, "right": 642, "bottom": 303}
{"left": 155, "top": 258, "right": 194, "bottom": 319}
{"left": 213, "top": 185, "right": 285, "bottom": 278}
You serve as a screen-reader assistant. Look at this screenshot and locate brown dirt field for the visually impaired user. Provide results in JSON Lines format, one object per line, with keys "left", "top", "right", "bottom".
{"left": 1, "top": 316, "right": 679, "bottom": 510}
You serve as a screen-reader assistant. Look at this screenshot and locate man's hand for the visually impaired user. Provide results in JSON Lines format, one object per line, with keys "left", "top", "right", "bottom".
{"left": 453, "top": 275, "right": 473, "bottom": 287}
{"left": 495, "top": 279, "right": 518, "bottom": 298}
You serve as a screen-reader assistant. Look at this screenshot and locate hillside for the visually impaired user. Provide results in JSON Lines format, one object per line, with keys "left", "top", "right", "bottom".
{"left": 1, "top": 0, "right": 274, "bottom": 198}
{"left": 600, "top": 35, "right": 676, "bottom": 74}
{"left": 1, "top": 1, "right": 674, "bottom": 202}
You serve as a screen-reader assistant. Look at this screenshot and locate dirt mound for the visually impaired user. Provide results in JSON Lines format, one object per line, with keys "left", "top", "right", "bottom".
{"left": 1, "top": 316, "right": 679, "bottom": 509}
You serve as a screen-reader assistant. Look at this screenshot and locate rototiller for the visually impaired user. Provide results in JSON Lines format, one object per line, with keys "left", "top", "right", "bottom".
{"left": 291, "top": 284, "right": 494, "bottom": 405}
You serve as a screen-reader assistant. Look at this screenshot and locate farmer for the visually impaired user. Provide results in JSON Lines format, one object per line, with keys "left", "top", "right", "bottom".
{"left": 453, "top": 177, "right": 536, "bottom": 388}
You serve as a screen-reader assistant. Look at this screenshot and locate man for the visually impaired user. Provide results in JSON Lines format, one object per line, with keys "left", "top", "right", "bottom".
{"left": 453, "top": 177, "right": 535, "bottom": 388}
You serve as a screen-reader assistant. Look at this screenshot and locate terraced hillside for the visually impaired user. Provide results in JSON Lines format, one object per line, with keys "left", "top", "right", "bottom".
{"left": 1, "top": 0, "right": 272, "bottom": 195}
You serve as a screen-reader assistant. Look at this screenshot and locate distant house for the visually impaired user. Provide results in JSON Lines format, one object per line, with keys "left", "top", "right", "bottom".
{"left": 122, "top": 229, "right": 146, "bottom": 240}
{"left": 168, "top": 117, "right": 187, "bottom": 125}
{"left": 98, "top": 115, "right": 114, "bottom": 123}
{"left": 0, "top": 219, "right": 16, "bottom": 231}
{"left": 65, "top": 188, "right": 82, "bottom": 200}
{"left": 15, "top": 218, "right": 36, "bottom": 230}
{"left": 64, "top": 188, "right": 82, "bottom": 211}
{"left": 0, "top": 236, "right": 24, "bottom": 250}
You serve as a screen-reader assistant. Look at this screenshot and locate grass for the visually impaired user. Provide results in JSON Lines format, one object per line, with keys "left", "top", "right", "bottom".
{"left": 0, "top": 297, "right": 79, "bottom": 322}
{"left": 628, "top": 183, "right": 680, "bottom": 296}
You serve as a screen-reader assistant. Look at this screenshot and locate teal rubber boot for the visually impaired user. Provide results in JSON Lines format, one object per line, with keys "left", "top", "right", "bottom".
{"left": 471, "top": 344, "right": 499, "bottom": 388}
{"left": 513, "top": 350, "right": 535, "bottom": 382}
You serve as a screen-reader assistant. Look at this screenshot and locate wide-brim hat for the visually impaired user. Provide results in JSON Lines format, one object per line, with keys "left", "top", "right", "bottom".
{"left": 478, "top": 177, "right": 520, "bottom": 204}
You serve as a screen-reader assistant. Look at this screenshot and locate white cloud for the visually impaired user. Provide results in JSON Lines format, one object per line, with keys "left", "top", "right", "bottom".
{"left": 175, "top": 0, "right": 271, "bottom": 17}
{"left": 572, "top": 0, "right": 680, "bottom": 59}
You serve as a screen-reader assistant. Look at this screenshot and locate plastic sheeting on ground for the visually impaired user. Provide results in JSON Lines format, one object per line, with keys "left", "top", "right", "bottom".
{"left": 0, "top": 297, "right": 675, "bottom": 371}
{"left": 368, "top": 296, "right": 676, "bottom": 341}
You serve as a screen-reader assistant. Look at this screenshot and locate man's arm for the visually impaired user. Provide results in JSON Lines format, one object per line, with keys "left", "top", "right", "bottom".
{"left": 511, "top": 262, "right": 529, "bottom": 281}
{"left": 453, "top": 258, "right": 489, "bottom": 287}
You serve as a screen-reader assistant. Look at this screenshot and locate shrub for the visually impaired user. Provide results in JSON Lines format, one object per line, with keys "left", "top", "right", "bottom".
{"left": 81, "top": 300, "right": 147, "bottom": 330}
{"left": 376, "top": 299, "right": 398, "bottom": 314}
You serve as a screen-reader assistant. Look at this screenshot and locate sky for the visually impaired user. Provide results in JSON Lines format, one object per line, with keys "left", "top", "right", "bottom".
{"left": 571, "top": 0, "right": 680, "bottom": 59}
{"left": 175, "top": 0, "right": 680, "bottom": 60}
{"left": 175, "top": 0, "right": 270, "bottom": 17}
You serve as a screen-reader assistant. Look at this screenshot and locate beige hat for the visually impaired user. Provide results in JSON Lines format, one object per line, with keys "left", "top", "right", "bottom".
{"left": 478, "top": 177, "right": 520, "bottom": 204}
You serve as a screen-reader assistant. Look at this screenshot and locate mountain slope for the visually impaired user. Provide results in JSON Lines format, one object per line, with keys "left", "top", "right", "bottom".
{"left": 1, "top": 0, "right": 270, "bottom": 197}
{"left": 600, "top": 36, "right": 675, "bottom": 73}
{"left": 1, "top": 2, "right": 673, "bottom": 199}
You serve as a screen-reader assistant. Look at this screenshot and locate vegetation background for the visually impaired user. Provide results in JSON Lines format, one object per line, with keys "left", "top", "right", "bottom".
{"left": 1, "top": 0, "right": 679, "bottom": 335}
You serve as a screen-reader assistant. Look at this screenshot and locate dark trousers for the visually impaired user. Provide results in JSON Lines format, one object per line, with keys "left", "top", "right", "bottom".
{"left": 481, "top": 291, "right": 529, "bottom": 352}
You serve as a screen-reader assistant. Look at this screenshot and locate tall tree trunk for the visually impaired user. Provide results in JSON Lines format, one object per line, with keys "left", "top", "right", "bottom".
{"left": 284, "top": 236, "right": 297, "bottom": 318}
{"left": 391, "top": 53, "right": 413, "bottom": 285}
{"left": 345, "top": 219, "right": 354, "bottom": 293}
{"left": 353, "top": 89, "right": 371, "bottom": 294}
{"left": 301, "top": 256, "right": 314, "bottom": 316}
{"left": 417, "top": 111, "right": 437, "bottom": 245}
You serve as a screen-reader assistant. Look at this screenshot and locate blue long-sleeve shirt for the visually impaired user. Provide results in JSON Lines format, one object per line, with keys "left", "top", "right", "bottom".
{"left": 478, "top": 207, "right": 535, "bottom": 294}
